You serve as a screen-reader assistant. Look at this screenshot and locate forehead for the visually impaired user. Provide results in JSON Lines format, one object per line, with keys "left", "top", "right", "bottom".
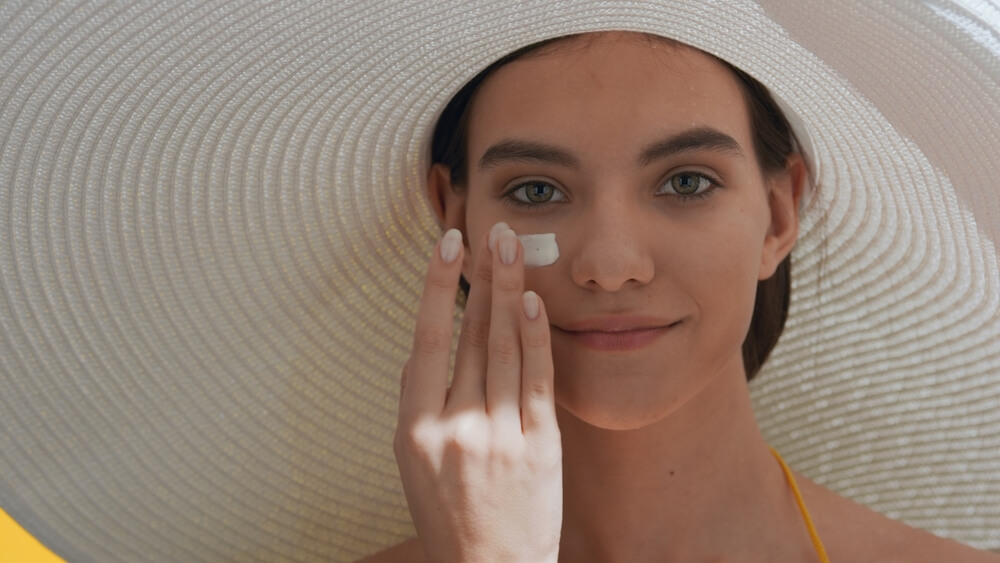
{"left": 467, "top": 33, "right": 751, "bottom": 157}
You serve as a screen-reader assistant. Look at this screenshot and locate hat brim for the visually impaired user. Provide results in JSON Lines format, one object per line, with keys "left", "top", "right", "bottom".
{"left": 1, "top": 1, "right": 998, "bottom": 560}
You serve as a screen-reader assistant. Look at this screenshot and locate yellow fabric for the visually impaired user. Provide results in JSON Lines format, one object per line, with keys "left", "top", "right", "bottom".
{"left": 0, "top": 507, "right": 64, "bottom": 563}
{"left": 771, "top": 448, "right": 830, "bottom": 563}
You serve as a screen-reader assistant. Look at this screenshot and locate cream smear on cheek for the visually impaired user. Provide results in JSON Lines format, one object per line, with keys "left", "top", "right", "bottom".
{"left": 518, "top": 233, "right": 559, "bottom": 267}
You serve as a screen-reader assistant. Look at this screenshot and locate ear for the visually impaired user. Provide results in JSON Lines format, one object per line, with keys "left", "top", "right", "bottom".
{"left": 759, "top": 153, "right": 806, "bottom": 280}
{"left": 426, "top": 163, "right": 471, "bottom": 274}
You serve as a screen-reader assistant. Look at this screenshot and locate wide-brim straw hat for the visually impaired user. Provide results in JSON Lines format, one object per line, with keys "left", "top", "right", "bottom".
{"left": 2, "top": 1, "right": 999, "bottom": 561}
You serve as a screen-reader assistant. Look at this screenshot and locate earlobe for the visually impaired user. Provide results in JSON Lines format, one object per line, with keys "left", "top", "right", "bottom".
{"left": 759, "top": 154, "right": 806, "bottom": 280}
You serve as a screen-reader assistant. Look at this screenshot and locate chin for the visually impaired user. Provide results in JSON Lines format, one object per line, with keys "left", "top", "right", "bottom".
{"left": 551, "top": 355, "right": 732, "bottom": 432}
{"left": 558, "top": 402, "right": 670, "bottom": 431}
{"left": 553, "top": 370, "right": 685, "bottom": 431}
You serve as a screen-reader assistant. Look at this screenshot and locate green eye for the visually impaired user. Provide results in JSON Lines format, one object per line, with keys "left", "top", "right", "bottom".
{"left": 508, "top": 180, "right": 566, "bottom": 206}
{"left": 523, "top": 182, "right": 555, "bottom": 203}
{"left": 671, "top": 173, "right": 707, "bottom": 195}
{"left": 657, "top": 172, "right": 717, "bottom": 198}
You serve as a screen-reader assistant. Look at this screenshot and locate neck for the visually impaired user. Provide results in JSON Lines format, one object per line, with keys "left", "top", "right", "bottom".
{"left": 556, "top": 364, "right": 815, "bottom": 562}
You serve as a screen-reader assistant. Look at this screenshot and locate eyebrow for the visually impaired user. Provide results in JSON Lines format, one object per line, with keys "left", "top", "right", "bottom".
{"left": 478, "top": 127, "right": 745, "bottom": 172}
{"left": 638, "top": 127, "right": 745, "bottom": 165}
{"left": 478, "top": 139, "right": 579, "bottom": 170}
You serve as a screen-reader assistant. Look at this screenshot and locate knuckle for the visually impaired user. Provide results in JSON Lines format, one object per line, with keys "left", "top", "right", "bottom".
{"left": 392, "top": 428, "right": 416, "bottom": 458}
{"left": 493, "top": 273, "right": 520, "bottom": 292}
{"left": 392, "top": 429, "right": 407, "bottom": 457}
{"left": 522, "top": 371, "right": 552, "bottom": 398}
{"left": 489, "top": 335, "right": 519, "bottom": 364}
{"left": 427, "top": 270, "right": 455, "bottom": 291}
{"left": 446, "top": 415, "right": 489, "bottom": 456}
{"left": 460, "top": 319, "right": 490, "bottom": 350}
{"left": 473, "top": 257, "right": 493, "bottom": 284}
{"left": 414, "top": 325, "right": 450, "bottom": 355}
{"left": 521, "top": 329, "right": 550, "bottom": 350}
{"left": 394, "top": 421, "right": 437, "bottom": 458}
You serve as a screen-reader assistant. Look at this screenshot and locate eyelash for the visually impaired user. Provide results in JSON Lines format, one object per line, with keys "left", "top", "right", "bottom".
{"left": 501, "top": 180, "right": 568, "bottom": 209}
{"left": 501, "top": 171, "right": 722, "bottom": 208}
{"left": 655, "top": 171, "right": 722, "bottom": 201}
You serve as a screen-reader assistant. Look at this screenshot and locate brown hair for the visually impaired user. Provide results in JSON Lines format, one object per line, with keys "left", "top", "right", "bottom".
{"left": 430, "top": 34, "right": 797, "bottom": 382}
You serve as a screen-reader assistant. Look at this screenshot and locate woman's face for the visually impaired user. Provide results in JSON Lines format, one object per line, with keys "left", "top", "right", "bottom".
{"left": 437, "top": 34, "right": 798, "bottom": 430}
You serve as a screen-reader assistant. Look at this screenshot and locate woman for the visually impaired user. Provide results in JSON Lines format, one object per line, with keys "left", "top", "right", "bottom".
{"left": 368, "top": 32, "right": 999, "bottom": 562}
{"left": 2, "top": 2, "right": 999, "bottom": 561}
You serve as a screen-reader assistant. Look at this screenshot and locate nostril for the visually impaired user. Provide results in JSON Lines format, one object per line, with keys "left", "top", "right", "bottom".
{"left": 571, "top": 238, "right": 655, "bottom": 291}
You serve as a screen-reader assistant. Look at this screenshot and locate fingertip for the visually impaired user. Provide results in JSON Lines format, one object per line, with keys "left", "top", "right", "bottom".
{"left": 487, "top": 221, "right": 510, "bottom": 251}
{"left": 439, "top": 228, "right": 463, "bottom": 264}
{"left": 522, "top": 290, "right": 540, "bottom": 320}
{"left": 520, "top": 291, "right": 551, "bottom": 356}
{"left": 497, "top": 228, "right": 519, "bottom": 266}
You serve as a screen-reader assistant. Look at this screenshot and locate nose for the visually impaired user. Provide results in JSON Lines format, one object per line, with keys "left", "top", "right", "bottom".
{"left": 569, "top": 196, "right": 655, "bottom": 292}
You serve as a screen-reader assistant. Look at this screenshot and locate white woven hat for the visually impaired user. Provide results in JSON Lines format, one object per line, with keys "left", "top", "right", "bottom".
{"left": 2, "top": 0, "right": 999, "bottom": 561}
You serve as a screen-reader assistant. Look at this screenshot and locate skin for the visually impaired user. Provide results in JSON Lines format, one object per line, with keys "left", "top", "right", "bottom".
{"left": 365, "top": 33, "right": 1000, "bottom": 562}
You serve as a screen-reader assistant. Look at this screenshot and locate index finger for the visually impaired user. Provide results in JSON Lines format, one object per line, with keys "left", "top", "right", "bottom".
{"left": 399, "top": 228, "right": 465, "bottom": 418}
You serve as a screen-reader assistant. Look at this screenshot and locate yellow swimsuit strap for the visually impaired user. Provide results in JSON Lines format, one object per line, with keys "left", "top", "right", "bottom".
{"left": 770, "top": 447, "right": 831, "bottom": 563}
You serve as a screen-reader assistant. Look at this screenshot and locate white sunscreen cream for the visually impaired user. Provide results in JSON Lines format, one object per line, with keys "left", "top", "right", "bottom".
{"left": 517, "top": 233, "right": 559, "bottom": 268}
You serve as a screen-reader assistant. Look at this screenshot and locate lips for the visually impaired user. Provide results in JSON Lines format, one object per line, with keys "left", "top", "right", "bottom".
{"left": 554, "top": 316, "right": 679, "bottom": 352}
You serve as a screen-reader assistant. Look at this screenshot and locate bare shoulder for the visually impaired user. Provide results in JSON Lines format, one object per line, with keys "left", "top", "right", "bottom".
{"left": 356, "top": 538, "right": 425, "bottom": 563}
{"left": 797, "top": 472, "right": 1000, "bottom": 563}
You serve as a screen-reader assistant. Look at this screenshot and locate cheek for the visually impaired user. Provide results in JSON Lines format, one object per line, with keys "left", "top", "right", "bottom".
{"left": 522, "top": 266, "right": 562, "bottom": 306}
{"left": 463, "top": 201, "right": 494, "bottom": 245}
{"left": 680, "top": 209, "right": 767, "bottom": 341}
{"left": 690, "top": 222, "right": 763, "bottom": 291}
{"left": 461, "top": 191, "right": 513, "bottom": 275}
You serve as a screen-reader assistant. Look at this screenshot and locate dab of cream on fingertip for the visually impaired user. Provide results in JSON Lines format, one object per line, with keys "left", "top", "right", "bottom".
{"left": 517, "top": 233, "right": 559, "bottom": 268}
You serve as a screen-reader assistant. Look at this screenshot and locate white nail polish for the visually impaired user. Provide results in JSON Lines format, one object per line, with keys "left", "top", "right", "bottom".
{"left": 517, "top": 233, "right": 559, "bottom": 267}
{"left": 499, "top": 229, "right": 517, "bottom": 265}
{"left": 439, "top": 229, "right": 462, "bottom": 263}
{"left": 488, "top": 222, "right": 510, "bottom": 251}
{"left": 522, "top": 291, "right": 540, "bottom": 320}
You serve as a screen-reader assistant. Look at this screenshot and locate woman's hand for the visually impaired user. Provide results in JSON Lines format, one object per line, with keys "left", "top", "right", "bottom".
{"left": 394, "top": 223, "right": 563, "bottom": 563}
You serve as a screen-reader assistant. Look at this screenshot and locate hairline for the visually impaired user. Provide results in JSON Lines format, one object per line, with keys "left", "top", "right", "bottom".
{"left": 457, "top": 32, "right": 772, "bottom": 186}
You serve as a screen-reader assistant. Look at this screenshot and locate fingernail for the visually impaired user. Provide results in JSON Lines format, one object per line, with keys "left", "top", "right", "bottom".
{"left": 440, "top": 229, "right": 462, "bottom": 263}
{"left": 522, "top": 291, "right": 539, "bottom": 320}
{"left": 488, "top": 221, "right": 510, "bottom": 252}
{"left": 498, "top": 229, "right": 517, "bottom": 265}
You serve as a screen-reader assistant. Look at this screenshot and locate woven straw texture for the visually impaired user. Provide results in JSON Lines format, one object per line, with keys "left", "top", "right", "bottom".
{"left": 1, "top": 1, "right": 998, "bottom": 561}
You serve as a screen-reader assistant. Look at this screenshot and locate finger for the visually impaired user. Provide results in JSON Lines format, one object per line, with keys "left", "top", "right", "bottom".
{"left": 520, "top": 291, "right": 557, "bottom": 432}
{"left": 400, "top": 228, "right": 464, "bottom": 419}
{"left": 448, "top": 222, "right": 508, "bottom": 408}
{"left": 398, "top": 360, "right": 409, "bottom": 400}
{"left": 486, "top": 227, "right": 524, "bottom": 423}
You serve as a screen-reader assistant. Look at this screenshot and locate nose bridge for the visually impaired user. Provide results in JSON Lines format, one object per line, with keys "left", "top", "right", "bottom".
{"left": 570, "top": 190, "right": 655, "bottom": 291}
